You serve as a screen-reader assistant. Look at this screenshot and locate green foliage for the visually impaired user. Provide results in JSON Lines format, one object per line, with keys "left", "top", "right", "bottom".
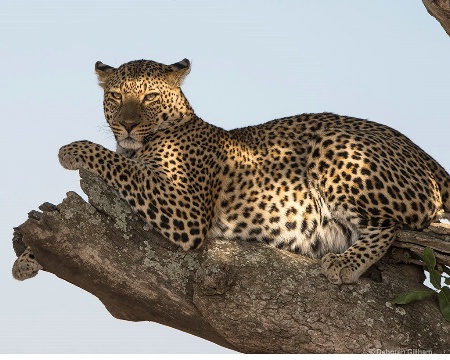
{"left": 392, "top": 289, "right": 435, "bottom": 304}
{"left": 437, "top": 286, "right": 450, "bottom": 321}
{"left": 392, "top": 247, "right": 450, "bottom": 322}
{"left": 422, "top": 247, "right": 436, "bottom": 268}
{"left": 422, "top": 247, "right": 442, "bottom": 289}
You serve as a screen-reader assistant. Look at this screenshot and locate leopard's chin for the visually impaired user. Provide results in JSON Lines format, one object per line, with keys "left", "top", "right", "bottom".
{"left": 118, "top": 137, "right": 143, "bottom": 150}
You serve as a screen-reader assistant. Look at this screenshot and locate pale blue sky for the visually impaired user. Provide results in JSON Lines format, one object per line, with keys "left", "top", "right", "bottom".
{"left": 1, "top": 0, "right": 449, "bottom": 354}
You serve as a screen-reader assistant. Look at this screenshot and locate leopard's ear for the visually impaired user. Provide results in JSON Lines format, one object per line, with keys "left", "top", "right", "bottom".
{"left": 166, "top": 58, "right": 191, "bottom": 88}
{"left": 95, "top": 61, "right": 116, "bottom": 89}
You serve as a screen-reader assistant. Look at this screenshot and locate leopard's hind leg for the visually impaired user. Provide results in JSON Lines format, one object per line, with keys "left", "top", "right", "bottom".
{"left": 321, "top": 225, "right": 398, "bottom": 284}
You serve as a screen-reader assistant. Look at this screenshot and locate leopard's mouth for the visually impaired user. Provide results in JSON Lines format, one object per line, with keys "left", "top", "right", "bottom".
{"left": 118, "top": 136, "right": 143, "bottom": 150}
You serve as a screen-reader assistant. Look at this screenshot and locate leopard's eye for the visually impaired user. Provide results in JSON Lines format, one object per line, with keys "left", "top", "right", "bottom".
{"left": 110, "top": 92, "right": 122, "bottom": 101}
{"left": 144, "top": 92, "right": 159, "bottom": 102}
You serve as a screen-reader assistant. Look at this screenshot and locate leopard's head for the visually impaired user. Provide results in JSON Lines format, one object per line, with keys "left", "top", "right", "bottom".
{"left": 95, "top": 58, "right": 193, "bottom": 151}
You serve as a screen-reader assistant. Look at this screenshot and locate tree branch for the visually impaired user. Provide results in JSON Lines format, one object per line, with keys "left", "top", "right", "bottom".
{"left": 12, "top": 170, "right": 450, "bottom": 353}
{"left": 422, "top": 0, "right": 450, "bottom": 36}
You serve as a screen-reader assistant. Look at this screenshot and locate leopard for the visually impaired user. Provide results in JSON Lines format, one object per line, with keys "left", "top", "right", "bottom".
{"left": 14, "top": 58, "right": 450, "bottom": 285}
{"left": 12, "top": 247, "right": 43, "bottom": 281}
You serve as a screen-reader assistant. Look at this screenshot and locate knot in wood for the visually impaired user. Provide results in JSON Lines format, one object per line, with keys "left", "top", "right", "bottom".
{"left": 195, "top": 262, "right": 233, "bottom": 295}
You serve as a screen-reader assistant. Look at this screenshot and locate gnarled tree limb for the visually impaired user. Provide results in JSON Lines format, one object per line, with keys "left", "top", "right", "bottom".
{"left": 12, "top": 170, "right": 450, "bottom": 353}
{"left": 423, "top": 0, "right": 450, "bottom": 36}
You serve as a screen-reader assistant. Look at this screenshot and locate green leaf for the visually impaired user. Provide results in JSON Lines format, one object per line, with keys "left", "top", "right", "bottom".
{"left": 437, "top": 286, "right": 450, "bottom": 322}
{"left": 445, "top": 277, "right": 450, "bottom": 286}
{"left": 421, "top": 247, "right": 436, "bottom": 271}
{"left": 392, "top": 288, "right": 436, "bottom": 305}
{"left": 429, "top": 268, "right": 443, "bottom": 290}
{"left": 421, "top": 247, "right": 442, "bottom": 289}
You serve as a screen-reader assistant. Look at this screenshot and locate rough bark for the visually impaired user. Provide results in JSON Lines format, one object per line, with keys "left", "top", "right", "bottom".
{"left": 11, "top": 170, "right": 450, "bottom": 353}
{"left": 423, "top": 0, "right": 450, "bottom": 36}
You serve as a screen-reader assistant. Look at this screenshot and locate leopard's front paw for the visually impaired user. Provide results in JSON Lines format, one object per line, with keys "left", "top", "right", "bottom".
{"left": 58, "top": 141, "right": 93, "bottom": 170}
{"left": 321, "top": 253, "right": 362, "bottom": 285}
{"left": 12, "top": 248, "right": 43, "bottom": 281}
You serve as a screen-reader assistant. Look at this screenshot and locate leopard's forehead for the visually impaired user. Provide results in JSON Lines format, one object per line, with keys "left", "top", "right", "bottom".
{"left": 106, "top": 60, "right": 170, "bottom": 91}
{"left": 116, "top": 60, "right": 167, "bottom": 79}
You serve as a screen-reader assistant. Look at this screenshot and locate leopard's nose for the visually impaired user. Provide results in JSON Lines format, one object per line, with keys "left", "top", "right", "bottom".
{"left": 120, "top": 120, "right": 139, "bottom": 132}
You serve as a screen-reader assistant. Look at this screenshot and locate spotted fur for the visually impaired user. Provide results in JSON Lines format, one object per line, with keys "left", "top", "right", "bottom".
{"left": 19, "top": 58, "right": 450, "bottom": 284}
{"left": 12, "top": 247, "right": 43, "bottom": 281}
